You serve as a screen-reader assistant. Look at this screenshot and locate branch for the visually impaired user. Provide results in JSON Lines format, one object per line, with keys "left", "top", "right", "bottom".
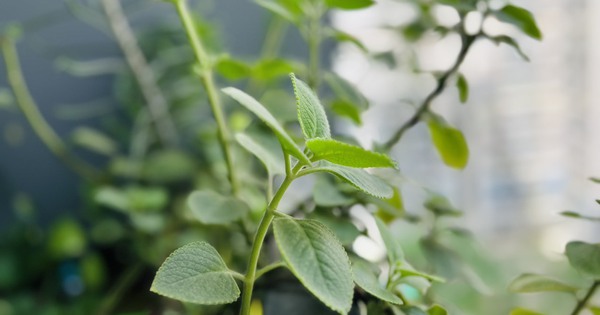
{"left": 100, "top": 0, "right": 179, "bottom": 146}
{"left": 382, "top": 32, "right": 480, "bottom": 151}
{"left": 570, "top": 281, "right": 600, "bottom": 315}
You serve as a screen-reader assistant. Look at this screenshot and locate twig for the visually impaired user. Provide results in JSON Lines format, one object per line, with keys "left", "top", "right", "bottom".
{"left": 570, "top": 280, "right": 600, "bottom": 315}
{"left": 382, "top": 32, "right": 480, "bottom": 151}
{"left": 94, "top": 263, "right": 144, "bottom": 315}
{"left": 100, "top": 0, "right": 179, "bottom": 146}
{"left": 0, "top": 34, "right": 100, "bottom": 180}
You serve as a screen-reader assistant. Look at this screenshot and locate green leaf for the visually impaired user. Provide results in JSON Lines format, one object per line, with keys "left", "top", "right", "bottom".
{"left": 307, "top": 138, "right": 397, "bottom": 168}
{"left": 255, "top": 0, "right": 299, "bottom": 23}
{"left": 222, "top": 87, "right": 311, "bottom": 165}
{"left": 509, "top": 308, "right": 544, "bottom": 315}
{"left": 423, "top": 195, "right": 462, "bottom": 217}
{"left": 590, "top": 177, "right": 600, "bottom": 184}
{"left": 273, "top": 217, "right": 354, "bottom": 314}
{"left": 143, "top": 150, "right": 196, "bottom": 183}
{"left": 187, "top": 190, "right": 248, "bottom": 225}
{"left": 324, "top": 72, "right": 368, "bottom": 110}
{"left": 325, "top": 0, "right": 374, "bottom": 10}
{"left": 427, "top": 117, "right": 469, "bottom": 169}
{"left": 313, "top": 175, "right": 354, "bottom": 207}
{"left": 151, "top": 242, "right": 240, "bottom": 304}
{"left": 508, "top": 273, "right": 578, "bottom": 293}
{"left": 489, "top": 35, "right": 530, "bottom": 61}
{"left": 397, "top": 265, "right": 445, "bottom": 283}
{"left": 95, "top": 186, "right": 168, "bottom": 213}
{"left": 253, "top": 59, "right": 295, "bottom": 81}
{"left": 48, "top": 219, "right": 87, "bottom": 259}
{"left": 328, "top": 29, "right": 367, "bottom": 52}
{"left": 312, "top": 161, "right": 393, "bottom": 198}
{"left": 427, "top": 305, "right": 448, "bottom": 315}
{"left": 589, "top": 306, "right": 600, "bottom": 315}
{"left": 308, "top": 212, "right": 360, "bottom": 245}
{"left": 400, "top": 306, "right": 428, "bottom": 315}
{"left": 495, "top": 5, "right": 542, "bottom": 40}
{"left": 456, "top": 73, "right": 468, "bottom": 103}
{"left": 560, "top": 211, "right": 600, "bottom": 222}
{"left": 71, "top": 127, "right": 117, "bottom": 156}
{"left": 235, "top": 132, "right": 285, "bottom": 176}
{"left": 374, "top": 217, "right": 404, "bottom": 264}
{"left": 352, "top": 260, "right": 403, "bottom": 305}
{"left": 290, "top": 73, "right": 331, "bottom": 139}
{"left": 331, "top": 99, "right": 362, "bottom": 125}
{"left": 215, "top": 58, "right": 251, "bottom": 80}
{"left": 566, "top": 241, "right": 600, "bottom": 277}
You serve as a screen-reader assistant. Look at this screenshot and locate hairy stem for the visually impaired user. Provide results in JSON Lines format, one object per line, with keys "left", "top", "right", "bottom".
{"left": 571, "top": 281, "right": 600, "bottom": 315}
{"left": 240, "top": 174, "right": 295, "bottom": 315}
{"left": 382, "top": 32, "right": 480, "bottom": 150}
{"left": 101, "top": 0, "right": 178, "bottom": 146}
{"left": 0, "top": 35, "right": 100, "bottom": 180}
{"left": 172, "top": 0, "right": 239, "bottom": 194}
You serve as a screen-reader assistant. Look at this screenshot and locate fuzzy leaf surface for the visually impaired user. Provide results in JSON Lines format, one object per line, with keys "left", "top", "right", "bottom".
{"left": 151, "top": 242, "right": 240, "bottom": 304}
{"left": 273, "top": 217, "right": 354, "bottom": 314}
{"left": 290, "top": 73, "right": 331, "bottom": 139}
{"left": 313, "top": 161, "right": 393, "bottom": 199}
{"left": 307, "top": 138, "right": 397, "bottom": 168}
{"left": 222, "top": 87, "right": 311, "bottom": 165}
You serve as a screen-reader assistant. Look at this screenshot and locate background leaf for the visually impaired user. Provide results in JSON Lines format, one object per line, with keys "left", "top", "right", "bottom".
{"left": 307, "top": 138, "right": 397, "bottom": 168}
{"left": 236, "top": 132, "right": 285, "bottom": 176}
{"left": 456, "top": 73, "right": 469, "bottom": 103}
{"left": 313, "top": 161, "right": 393, "bottom": 199}
{"left": 222, "top": 87, "right": 311, "bottom": 165}
{"left": 495, "top": 5, "right": 542, "bottom": 40}
{"left": 290, "top": 73, "right": 331, "bottom": 139}
{"left": 427, "top": 305, "right": 448, "bottom": 315}
{"left": 151, "top": 242, "right": 240, "bottom": 304}
{"left": 187, "top": 190, "right": 248, "bottom": 225}
{"left": 509, "top": 308, "right": 543, "bottom": 315}
{"left": 374, "top": 217, "right": 404, "bottom": 264}
{"left": 352, "top": 259, "right": 403, "bottom": 305}
{"left": 427, "top": 117, "right": 469, "bottom": 169}
{"left": 325, "top": 0, "right": 374, "bottom": 10}
{"left": 508, "top": 273, "right": 578, "bottom": 293}
{"left": 565, "top": 241, "right": 600, "bottom": 277}
{"left": 273, "top": 217, "right": 354, "bottom": 314}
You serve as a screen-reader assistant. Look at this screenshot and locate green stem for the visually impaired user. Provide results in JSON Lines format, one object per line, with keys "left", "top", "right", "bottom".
{"left": 94, "top": 263, "right": 144, "bottom": 315}
{"left": 570, "top": 281, "right": 600, "bottom": 315}
{"left": 260, "top": 16, "right": 288, "bottom": 59}
{"left": 101, "top": 0, "right": 179, "bottom": 146}
{"left": 254, "top": 261, "right": 286, "bottom": 281}
{"left": 172, "top": 0, "right": 239, "bottom": 194}
{"left": 240, "top": 171, "right": 297, "bottom": 315}
{"left": 0, "top": 35, "right": 100, "bottom": 180}
{"left": 382, "top": 32, "right": 480, "bottom": 151}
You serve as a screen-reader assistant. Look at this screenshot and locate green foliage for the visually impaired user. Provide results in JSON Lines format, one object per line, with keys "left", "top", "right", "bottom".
{"left": 456, "top": 73, "right": 469, "bottom": 103}
{"left": 235, "top": 132, "right": 285, "bottom": 176}
{"left": 508, "top": 274, "right": 579, "bottom": 293}
{"left": 509, "top": 308, "right": 544, "bottom": 315}
{"left": 325, "top": 0, "right": 374, "bottom": 10}
{"left": 375, "top": 217, "right": 404, "bottom": 264}
{"left": 427, "top": 116, "right": 469, "bottom": 169}
{"left": 353, "top": 260, "right": 404, "bottom": 305}
{"left": 151, "top": 242, "right": 240, "bottom": 304}
{"left": 187, "top": 190, "right": 249, "bottom": 225}
{"left": 495, "top": 5, "right": 542, "bottom": 40}
{"left": 312, "top": 161, "right": 394, "bottom": 198}
{"left": 290, "top": 73, "right": 331, "bottom": 140}
{"left": 307, "top": 138, "right": 397, "bottom": 168}
{"left": 565, "top": 241, "right": 600, "bottom": 278}
{"left": 273, "top": 217, "right": 354, "bottom": 314}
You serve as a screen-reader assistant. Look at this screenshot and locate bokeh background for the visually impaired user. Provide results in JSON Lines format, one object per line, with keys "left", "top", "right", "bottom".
{"left": 1, "top": 0, "right": 600, "bottom": 314}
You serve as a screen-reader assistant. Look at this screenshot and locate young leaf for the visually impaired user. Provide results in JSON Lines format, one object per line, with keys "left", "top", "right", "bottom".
{"left": 290, "top": 73, "right": 331, "bottom": 139}
{"left": 255, "top": 0, "right": 299, "bottom": 23}
{"left": 353, "top": 260, "right": 403, "bottom": 305}
{"left": 151, "top": 242, "right": 240, "bottom": 304}
{"left": 222, "top": 87, "right": 311, "bottom": 165}
{"left": 331, "top": 99, "right": 362, "bottom": 125}
{"left": 424, "top": 195, "right": 462, "bottom": 217}
{"left": 187, "top": 190, "right": 248, "bottom": 225}
{"left": 397, "top": 265, "right": 445, "bottom": 283}
{"left": 560, "top": 211, "right": 600, "bottom": 222}
{"left": 306, "top": 138, "right": 397, "bottom": 169}
{"left": 456, "top": 73, "right": 469, "bottom": 103}
{"left": 328, "top": 29, "right": 368, "bottom": 52}
{"left": 313, "top": 175, "right": 354, "bottom": 207}
{"left": 72, "top": 127, "right": 117, "bottom": 156}
{"left": 508, "top": 273, "right": 578, "bottom": 293}
{"left": 509, "top": 308, "right": 543, "bottom": 315}
{"left": 215, "top": 58, "right": 251, "bottom": 80}
{"left": 253, "top": 59, "right": 296, "bottom": 81}
{"left": 565, "top": 241, "right": 600, "bottom": 277}
{"left": 489, "top": 35, "right": 530, "bottom": 61}
{"left": 325, "top": 0, "right": 374, "bottom": 10}
{"left": 235, "top": 132, "right": 285, "bottom": 176}
{"left": 427, "top": 117, "right": 469, "bottom": 169}
{"left": 428, "top": 305, "right": 448, "bottom": 315}
{"left": 273, "top": 217, "right": 354, "bottom": 314}
{"left": 374, "top": 217, "right": 404, "bottom": 264}
{"left": 590, "top": 306, "right": 600, "bottom": 315}
{"left": 312, "top": 161, "right": 394, "bottom": 199}
{"left": 495, "top": 5, "right": 542, "bottom": 40}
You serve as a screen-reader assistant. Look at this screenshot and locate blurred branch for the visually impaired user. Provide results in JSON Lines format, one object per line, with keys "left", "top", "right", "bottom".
{"left": 100, "top": 0, "right": 179, "bottom": 146}
{"left": 94, "top": 262, "right": 144, "bottom": 315}
{"left": 382, "top": 31, "right": 481, "bottom": 151}
{"left": 0, "top": 32, "right": 101, "bottom": 180}
{"left": 571, "top": 281, "right": 600, "bottom": 315}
